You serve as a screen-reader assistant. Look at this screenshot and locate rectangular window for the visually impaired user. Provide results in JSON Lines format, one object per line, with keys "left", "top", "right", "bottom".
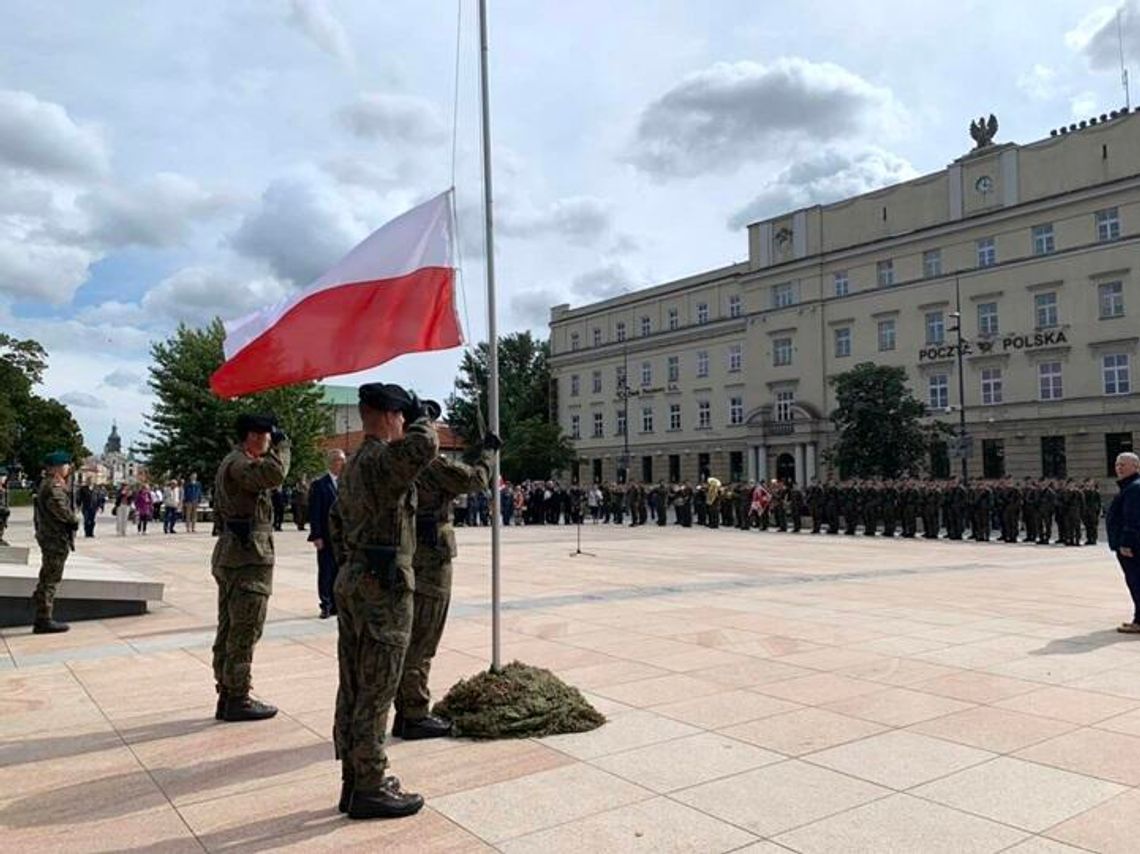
{"left": 1039, "top": 361, "right": 1063, "bottom": 401}
{"left": 1106, "top": 432, "right": 1135, "bottom": 477}
{"left": 729, "top": 451, "right": 744, "bottom": 482}
{"left": 669, "top": 403, "right": 681, "bottom": 431}
{"left": 1097, "top": 207, "right": 1121, "bottom": 242}
{"left": 697, "top": 400, "right": 711, "bottom": 429}
{"left": 833, "top": 271, "right": 850, "bottom": 296}
{"left": 591, "top": 370, "right": 602, "bottom": 394}
{"left": 592, "top": 458, "right": 602, "bottom": 483}
{"left": 922, "top": 249, "right": 942, "bottom": 279}
{"left": 773, "top": 337, "right": 793, "bottom": 366}
{"left": 696, "top": 302, "right": 709, "bottom": 324}
{"left": 729, "top": 396, "right": 744, "bottom": 425}
{"left": 925, "top": 311, "right": 945, "bottom": 345}
{"left": 1032, "top": 223, "right": 1055, "bottom": 255}
{"left": 570, "top": 414, "right": 580, "bottom": 439}
{"left": 978, "top": 301, "right": 999, "bottom": 336}
{"left": 981, "top": 367, "right": 1003, "bottom": 405}
{"left": 570, "top": 332, "right": 579, "bottom": 351}
{"left": 640, "top": 361, "right": 652, "bottom": 387}
{"left": 667, "top": 355, "right": 679, "bottom": 383}
{"left": 728, "top": 343, "right": 743, "bottom": 372}
{"left": 668, "top": 454, "right": 681, "bottom": 482}
{"left": 877, "top": 319, "right": 896, "bottom": 351}
{"left": 592, "top": 327, "right": 602, "bottom": 347}
{"left": 928, "top": 373, "right": 949, "bottom": 410}
{"left": 775, "top": 390, "right": 794, "bottom": 422}
{"left": 696, "top": 350, "right": 709, "bottom": 378}
{"left": 570, "top": 374, "right": 579, "bottom": 397}
{"left": 640, "top": 315, "right": 651, "bottom": 336}
{"left": 1104, "top": 353, "right": 1131, "bottom": 395}
{"left": 772, "top": 282, "right": 796, "bottom": 308}
{"left": 641, "top": 456, "right": 653, "bottom": 483}
{"left": 615, "top": 321, "right": 626, "bottom": 342}
{"left": 698, "top": 452, "right": 710, "bottom": 479}
{"left": 982, "top": 439, "right": 1006, "bottom": 479}
{"left": 877, "top": 259, "right": 894, "bottom": 288}
{"left": 1035, "top": 292, "right": 1058, "bottom": 329}
{"left": 615, "top": 409, "right": 625, "bottom": 436}
{"left": 1041, "top": 435, "right": 1067, "bottom": 478}
{"left": 1099, "top": 281, "right": 1125, "bottom": 318}
{"left": 641, "top": 406, "right": 654, "bottom": 433}
{"left": 667, "top": 307, "right": 679, "bottom": 330}
{"left": 977, "top": 237, "right": 996, "bottom": 268}
{"left": 834, "top": 326, "right": 852, "bottom": 358}
{"left": 728, "top": 294, "right": 742, "bottom": 318}
{"left": 592, "top": 412, "right": 604, "bottom": 438}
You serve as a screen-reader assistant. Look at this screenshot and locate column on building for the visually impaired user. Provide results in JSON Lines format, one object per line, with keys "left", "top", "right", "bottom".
{"left": 805, "top": 442, "right": 818, "bottom": 482}
{"left": 793, "top": 443, "right": 805, "bottom": 485}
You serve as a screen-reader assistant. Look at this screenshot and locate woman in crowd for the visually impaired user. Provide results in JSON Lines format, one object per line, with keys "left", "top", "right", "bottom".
{"left": 134, "top": 484, "right": 153, "bottom": 534}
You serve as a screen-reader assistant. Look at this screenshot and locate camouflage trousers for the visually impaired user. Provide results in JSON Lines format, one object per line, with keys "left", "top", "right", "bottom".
{"left": 33, "top": 545, "right": 70, "bottom": 621}
{"left": 212, "top": 564, "right": 272, "bottom": 695}
{"left": 396, "top": 560, "right": 452, "bottom": 720}
{"left": 333, "top": 564, "right": 414, "bottom": 791}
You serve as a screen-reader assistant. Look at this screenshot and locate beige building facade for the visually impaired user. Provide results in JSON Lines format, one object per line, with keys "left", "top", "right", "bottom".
{"left": 549, "top": 111, "right": 1140, "bottom": 486}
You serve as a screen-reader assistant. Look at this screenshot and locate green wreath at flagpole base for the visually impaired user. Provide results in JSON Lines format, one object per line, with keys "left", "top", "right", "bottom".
{"left": 432, "top": 661, "right": 606, "bottom": 739}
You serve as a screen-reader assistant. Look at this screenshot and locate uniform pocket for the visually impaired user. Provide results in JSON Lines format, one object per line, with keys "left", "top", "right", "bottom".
{"left": 364, "top": 585, "right": 414, "bottom": 648}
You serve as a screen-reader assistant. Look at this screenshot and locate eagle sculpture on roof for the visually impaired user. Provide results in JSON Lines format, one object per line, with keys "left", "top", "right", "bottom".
{"left": 970, "top": 114, "right": 999, "bottom": 149}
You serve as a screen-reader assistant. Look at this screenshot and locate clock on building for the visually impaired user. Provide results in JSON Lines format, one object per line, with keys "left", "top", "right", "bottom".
{"left": 975, "top": 175, "right": 994, "bottom": 195}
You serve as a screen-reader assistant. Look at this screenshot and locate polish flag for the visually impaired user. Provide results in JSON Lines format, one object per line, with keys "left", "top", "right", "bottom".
{"left": 210, "top": 190, "right": 463, "bottom": 398}
{"left": 750, "top": 484, "right": 772, "bottom": 514}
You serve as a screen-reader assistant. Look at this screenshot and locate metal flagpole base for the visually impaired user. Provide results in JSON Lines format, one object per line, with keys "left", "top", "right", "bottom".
{"left": 569, "top": 521, "right": 595, "bottom": 557}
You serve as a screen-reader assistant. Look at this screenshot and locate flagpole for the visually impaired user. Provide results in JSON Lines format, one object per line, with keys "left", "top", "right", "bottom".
{"left": 478, "top": 0, "right": 503, "bottom": 672}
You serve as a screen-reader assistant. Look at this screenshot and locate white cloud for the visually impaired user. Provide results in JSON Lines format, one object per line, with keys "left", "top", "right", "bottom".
{"left": 141, "top": 266, "right": 294, "bottom": 325}
{"left": 0, "top": 235, "right": 95, "bottom": 304}
{"left": 337, "top": 93, "right": 447, "bottom": 144}
{"left": 628, "top": 58, "right": 908, "bottom": 179}
{"left": 729, "top": 147, "right": 919, "bottom": 229}
{"left": 571, "top": 262, "right": 636, "bottom": 299}
{"left": 101, "top": 368, "right": 145, "bottom": 390}
{"left": 499, "top": 196, "right": 615, "bottom": 246}
{"left": 59, "top": 390, "right": 107, "bottom": 410}
{"left": 1016, "top": 64, "right": 1059, "bottom": 101}
{"left": 288, "top": 0, "right": 355, "bottom": 67}
{"left": 0, "top": 89, "right": 108, "bottom": 177}
{"left": 1066, "top": 2, "right": 1139, "bottom": 68}
{"left": 76, "top": 300, "right": 152, "bottom": 328}
{"left": 79, "top": 172, "right": 234, "bottom": 249}
{"left": 1071, "top": 91, "right": 1099, "bottom": 118}
{"left": 510, "top": 288, "right": 561, "bottom": 328}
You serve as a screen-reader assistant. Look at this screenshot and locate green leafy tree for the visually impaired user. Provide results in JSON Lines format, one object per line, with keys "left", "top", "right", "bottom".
{"left": 445, "top": 331, "right": 576, "bottom": 479}
{"left": 139, "top": 320, "right": 332, "bottom": 487}
{"left": 0, "top": 334, "right": 86, "bottom": 475}
{"left": 828, "top": 362, "right": 948, "bottom": 478}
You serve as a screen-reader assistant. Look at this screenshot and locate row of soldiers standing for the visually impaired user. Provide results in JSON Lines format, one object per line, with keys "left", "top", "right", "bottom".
{"left": 586, "top": 477, "right": 1103, "bottom": 545}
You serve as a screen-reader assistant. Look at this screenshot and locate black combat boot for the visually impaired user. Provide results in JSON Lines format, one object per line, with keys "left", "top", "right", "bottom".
{"left": 338, "top": 764, "right": 355, "bottom": 813}
{"left": 220, "top": 694, "right": 277, "bottom": 722}
{"left": 394, "top": 713, "right": 452, "bottom": 740}
{"left": 33, "top": 618, "right": 70, "bottom": 634}
{"left": 215, "top": 690, "right": 228, "bottom": 721}
{"left": 348, "top": 776, "right": 424, "bottom": 819}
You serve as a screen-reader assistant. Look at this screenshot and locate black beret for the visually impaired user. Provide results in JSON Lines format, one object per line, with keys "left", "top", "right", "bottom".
{"left": 358, "top": 383, "right": 412, "bottom": 412}
{"left": 235, "top": 413, "right": 277, "bottom": 437}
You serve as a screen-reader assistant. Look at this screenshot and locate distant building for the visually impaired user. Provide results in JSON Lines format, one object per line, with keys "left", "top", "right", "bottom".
{"left": 82, "top": 422, "right": 146, "bottom": 484}
{"left": 318, "top": 384, "right": 467, "bottom": 459}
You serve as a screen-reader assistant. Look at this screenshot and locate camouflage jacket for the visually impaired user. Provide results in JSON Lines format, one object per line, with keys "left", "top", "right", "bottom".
{"left": 329, "top": 419, "right": 438, "bottom": 586}
{"left": 34, "top": 475, "right": 77, "bottom": 549}
{"left": 415, "top": 452, "right": 492, "bottom": 570}
{"left": 211, "top": 440, "right": 291, "bottom": 570}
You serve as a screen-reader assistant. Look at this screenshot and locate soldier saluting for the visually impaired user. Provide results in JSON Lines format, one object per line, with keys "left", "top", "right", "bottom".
{"left": 211, "top": 414, "right": 290, "bottom": 722}
{"left": 32, "top": 451, "right": 79, "bottom": 634}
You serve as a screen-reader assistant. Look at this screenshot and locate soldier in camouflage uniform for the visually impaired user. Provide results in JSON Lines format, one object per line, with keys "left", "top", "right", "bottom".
{"left": 1061, "top": 480, "right": 1083, "bottom": 546}
{"left": 971, "top": 481, "right": 993, "bottom": 542}
{"left": 393, "top": 426, "right": 497, "bottom": 741}
{"left": 654, "top": 482, "right": 669, "bottom": 527}
{"left": 806, "top": 480, "right": 823, "bottom": 534}
{"left": 999, "top": 477, "right": 1021, "bottom": 543}
{"left": 211, "top": 414, "right": 290, "bottom": 722}
{"left": 1021, "top": 478, "right": 1039, "bottom": 543}
{"left": 330, "top": 384, "right": 438, "bottom": 820}
{"left": 788, "top": 482, "right": 805, "bottom": 533}
{"left": 1082, "top": 479, "right": 1102, "bottom": 545}
{"left": 824, "top": 478, "right": 841, "bottom": 534}
{"left": 32, "top": 452, "right": 78, "bottom": 634}
{"left": 1038, "top": 480, "right": 1056, "bottom": 544}
{"left": 922, "top": 483, "right": 941, "bottom": 538}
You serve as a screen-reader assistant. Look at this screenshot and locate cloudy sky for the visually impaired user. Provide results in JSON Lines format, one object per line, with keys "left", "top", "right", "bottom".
{"left": 2, "top": 0, "right": 1136, "bottom": 454}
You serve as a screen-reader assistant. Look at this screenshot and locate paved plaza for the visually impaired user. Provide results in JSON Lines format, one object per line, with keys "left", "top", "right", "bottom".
{"left": 2, "top": 508, "right": 1140, "bottom": 852}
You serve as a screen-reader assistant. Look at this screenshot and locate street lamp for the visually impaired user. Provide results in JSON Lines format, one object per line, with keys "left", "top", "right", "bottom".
{"left": 616, "top": 343, "right": 632, "bottom": 484}
{"left": 948, "top": 275, "right": 969, "bottom": 481}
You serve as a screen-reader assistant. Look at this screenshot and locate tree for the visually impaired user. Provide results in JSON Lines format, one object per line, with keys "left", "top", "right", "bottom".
{"left": 445, "top": 331, "right": 576, "bottom": 479}
{"left": 139, "top": 320, "right": 332, "bottom": 486}
{"left": 827, "top": 362, "right": 948, "bottom": 478}
{"left": 0, "top": 334, "right": 86, "bottom": 475}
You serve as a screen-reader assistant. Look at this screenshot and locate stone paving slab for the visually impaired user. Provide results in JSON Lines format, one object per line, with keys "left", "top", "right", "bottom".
{"left": 1, "top": 510, "right": 1140, "bottom": 851}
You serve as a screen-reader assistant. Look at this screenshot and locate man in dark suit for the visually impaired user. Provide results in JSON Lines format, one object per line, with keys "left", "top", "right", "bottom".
{"left": 1107, "top": 452, "right": 1140, "bottom": 633}
{"left": 308, "top": 448, "right": 346, "bottom": 619}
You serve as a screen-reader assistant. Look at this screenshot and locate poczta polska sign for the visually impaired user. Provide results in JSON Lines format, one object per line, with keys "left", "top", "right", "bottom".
{"left": 918, "top": 329, "right": 1068, "bottom": 362}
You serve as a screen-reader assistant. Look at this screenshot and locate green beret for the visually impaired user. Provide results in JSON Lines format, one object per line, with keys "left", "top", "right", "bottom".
{"left": 44, "top": 451, "right": 72, "bottom": 467}
{"left": 359, "top": 383, "right": 412, "bottom": 413}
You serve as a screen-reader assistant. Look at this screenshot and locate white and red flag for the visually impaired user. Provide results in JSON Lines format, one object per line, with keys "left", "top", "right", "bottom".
{"left": 750, "top": 484, "right": 772, "bottom": 514}
{"left": 210, "top": 190, "right": 463, "bottom": 398}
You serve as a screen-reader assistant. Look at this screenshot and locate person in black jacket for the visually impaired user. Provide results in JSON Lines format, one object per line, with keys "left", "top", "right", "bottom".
{"left": 1106, "top": 452, "right": 1140, "bottom": 633}
{"left": 308, "top": 449, "right": 346, "bottom": 619}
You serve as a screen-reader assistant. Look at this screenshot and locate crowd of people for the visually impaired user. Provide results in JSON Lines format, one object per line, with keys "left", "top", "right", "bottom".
{"left": 463, "top": 476, "right": 1106, "bottom": 545}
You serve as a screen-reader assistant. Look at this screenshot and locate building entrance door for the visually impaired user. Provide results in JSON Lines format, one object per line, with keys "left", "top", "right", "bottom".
{"left": 776, "top": 452, "right": 796, "bottom": 483}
